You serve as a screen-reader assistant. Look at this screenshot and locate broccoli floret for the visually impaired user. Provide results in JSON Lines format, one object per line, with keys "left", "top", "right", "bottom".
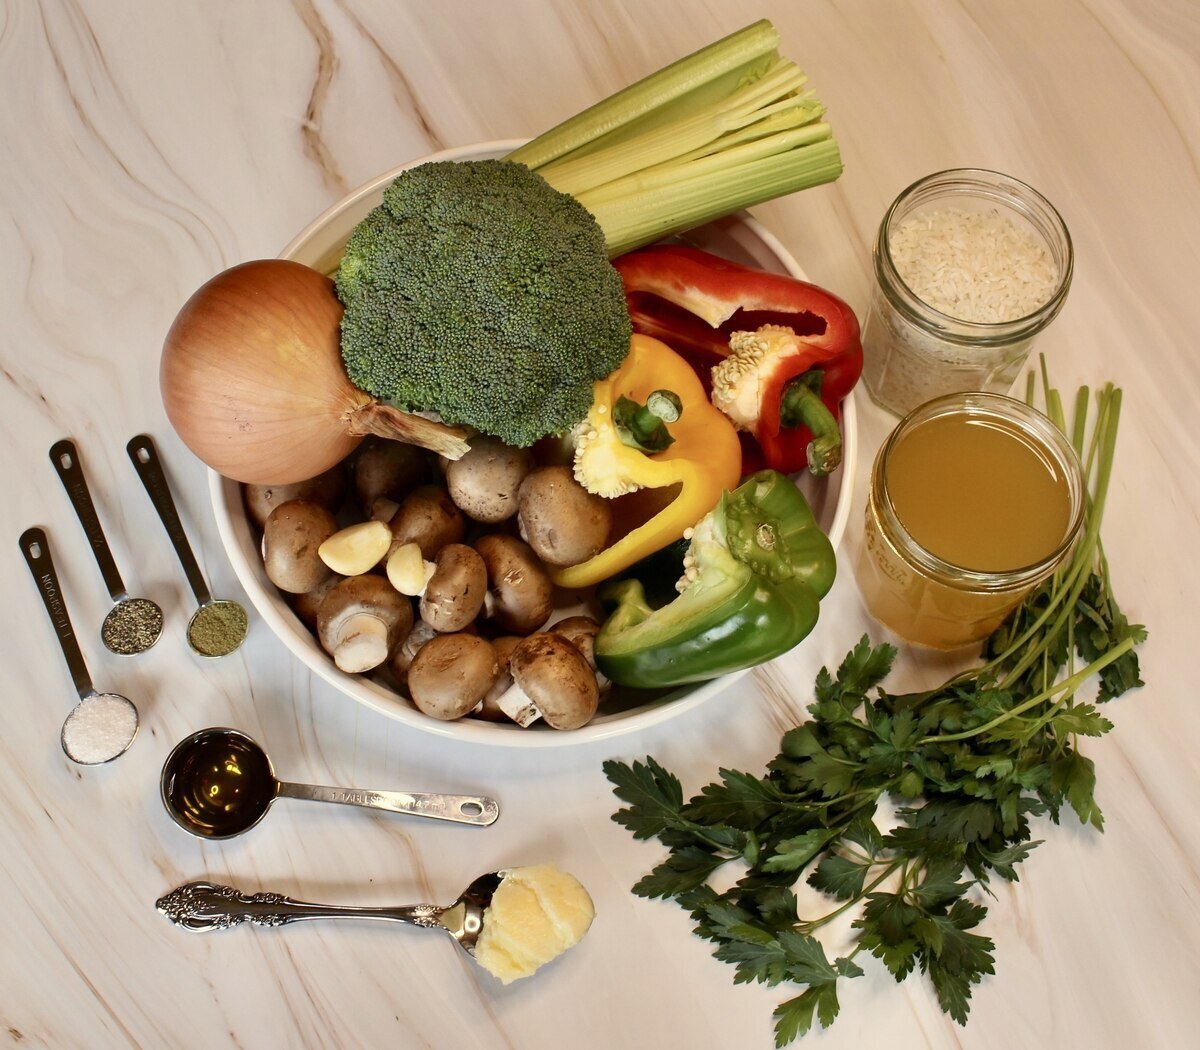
{"left": 336, "top": 159, "right": 632, "bottom": 447}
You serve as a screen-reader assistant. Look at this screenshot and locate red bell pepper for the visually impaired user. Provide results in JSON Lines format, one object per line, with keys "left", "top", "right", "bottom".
{"left": 614, "top": 245, "right": 862, "bottom": 476}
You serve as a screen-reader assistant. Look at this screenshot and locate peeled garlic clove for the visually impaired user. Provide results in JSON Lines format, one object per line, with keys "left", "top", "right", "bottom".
{"left": 387, "top": 542, "right": 436, "bottom": 596}
{"left": 318, "top": 521, "right": 392, "bottom": 576}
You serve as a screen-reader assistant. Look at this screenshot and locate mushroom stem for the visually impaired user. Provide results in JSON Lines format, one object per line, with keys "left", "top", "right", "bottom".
{"left": 332, "top": 612, "right": 390, "bottom": 673}
{"left": 494, "top": 679, "right": 542, "bottom": 728}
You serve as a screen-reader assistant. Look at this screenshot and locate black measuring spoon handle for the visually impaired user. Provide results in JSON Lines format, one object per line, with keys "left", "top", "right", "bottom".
{"left": 126, "top": 435, "right": 212, "bottom": 606}
{"left": 49, "top": 439, "right": 126, "bottom": 602}
{"left": 19, "top": 527, "right": 96, "bottom": 701}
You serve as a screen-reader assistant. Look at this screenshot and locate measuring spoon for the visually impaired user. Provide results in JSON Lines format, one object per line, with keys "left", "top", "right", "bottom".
{"left": 50, "top": 439, "right": 163, "bottom": 655}
{"left": 126, "top": 435, "right": 247, "bottom": 657}
{"left": 160, "top": 727, "right": 500, "bottom": 838}
{"left": 19, "top": 528, "right": 139, "bottom": 765}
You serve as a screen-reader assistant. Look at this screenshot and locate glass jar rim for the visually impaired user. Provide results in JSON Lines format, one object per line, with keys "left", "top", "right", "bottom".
{"left": 873, "top": 391, "right": 1085, "bottom": 590}
{"left": 876, "top": 168, "right": 1074, "bottom": 344}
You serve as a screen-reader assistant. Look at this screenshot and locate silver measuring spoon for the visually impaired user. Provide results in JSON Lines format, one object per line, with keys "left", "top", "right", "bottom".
{"left": 126, "top": 435, "right": 247, "bottom": 657}
{"left": 19, "top": 528, "right": 139, "bottom": 765}
{"left": 156, "top": 872, "right": 502, "bottom": 955}
{"left": 50, "top": 439, "right": 163, "bottom": 655}
{"left": 160, "top": 727, "right": 500, "bottom": 838}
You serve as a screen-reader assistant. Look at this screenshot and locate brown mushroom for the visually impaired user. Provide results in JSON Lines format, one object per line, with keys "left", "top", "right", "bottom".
{"left": 289, "top": 574, "right": 339, "bottom": 630}
{"left": 548, "top": 614, "right": 612, "bottom": 694}
{"left": 445, "top": 436, "right": 533, "bottom": 523}
{"left": 474, "top": 534, "right": 554, "bottom": 635}
{"left": 244, "top": 466, "right": 344, "bottom": 528}
{"left": 475, "top": 635, "right": 522, "bottom": 721}
{"left": 495, "top": 632, "right": 599, "bottom": 730}
{"left": 317, "top": 576, "right": 413, "bottom": 674}
{"left": 408, "top": 634, "right": 499, "bottom": 721}
{"left": 353, "top": 438, "right": 430, "bottom": 519}
{"left": 388, "top": 484, "right": 465, "bottom": 560}
{"left": 262, "top": 499, "right": 338, "bottom": 594}
{"left": 517, "top": 466, "right": 611, "bottom": 567}
{"left": 420, "top": 543, "right": 488, "bottom": 632}
{"left": 389, "top": 619, "right": 439, "bottom": 692}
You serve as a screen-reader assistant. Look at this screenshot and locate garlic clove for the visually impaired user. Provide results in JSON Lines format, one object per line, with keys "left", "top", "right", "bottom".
{"left": 318, "top": 521, "right": 392, "bottom": 576}
{"left": 387, "top": 542, "right": 437, "bottom": 596}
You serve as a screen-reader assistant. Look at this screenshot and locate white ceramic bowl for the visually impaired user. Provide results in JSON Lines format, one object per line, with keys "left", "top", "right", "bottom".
{"left": 210, "top": 141, "right": 858, "bottom": 747}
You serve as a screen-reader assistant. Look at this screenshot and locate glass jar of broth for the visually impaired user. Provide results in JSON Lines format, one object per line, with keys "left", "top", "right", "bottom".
{"left": 855, "top": 391, "right": 1083, "bottom": 649}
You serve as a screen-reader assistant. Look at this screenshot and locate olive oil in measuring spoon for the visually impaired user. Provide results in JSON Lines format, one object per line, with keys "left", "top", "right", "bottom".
{"left": 885, "top": 413, "right": 1071, "bottom": 572}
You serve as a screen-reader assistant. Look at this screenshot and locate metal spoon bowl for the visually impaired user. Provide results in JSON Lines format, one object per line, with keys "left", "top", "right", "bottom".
{"left": 155, "top": 871, "right": 504, "bottom": 957}
{"left": 50, "top": 439, "right": 163, "bottom": 655}
{"left": 20, "top": 528, "right": 140, "bottom": 765}
{"left": 126, "top": 435, "right": 246, "bottom": 657}
{"left": 160, "top": 728, "right": 499, "bottom": 838}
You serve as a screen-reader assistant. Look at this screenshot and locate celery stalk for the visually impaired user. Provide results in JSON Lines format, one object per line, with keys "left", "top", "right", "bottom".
{"left": 507, "top": 19, "right": 844, "bottom": 257}
{"left": 536, "top": 57, "right": 814, "bottom": 198}
{"left": 579, "top": 139, "right": 843, "bottom": 256}
{"left": 506, "top": 20, "right": 782, "bottom": 170}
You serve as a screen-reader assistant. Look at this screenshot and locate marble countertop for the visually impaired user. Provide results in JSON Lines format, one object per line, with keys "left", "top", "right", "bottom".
{"left": 2, "top": 1, "right": 1198, "bottom": 1047}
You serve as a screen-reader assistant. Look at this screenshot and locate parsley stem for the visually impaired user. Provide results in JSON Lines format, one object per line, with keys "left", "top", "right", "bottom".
{"left": 919, "top": 636, "right": 1136, "bottom": 744}
{"left": 801, "top": 860, "right": 902, "bottom": 931}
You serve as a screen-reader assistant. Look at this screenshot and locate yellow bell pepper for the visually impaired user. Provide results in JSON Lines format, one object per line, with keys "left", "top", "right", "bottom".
{"left": 556, "top": 334, "right": 742, "bottom": 588}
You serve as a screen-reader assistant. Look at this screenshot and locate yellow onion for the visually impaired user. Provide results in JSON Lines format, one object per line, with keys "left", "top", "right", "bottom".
{"left": 161, "top": 260, "right": 469, "bottom": 485}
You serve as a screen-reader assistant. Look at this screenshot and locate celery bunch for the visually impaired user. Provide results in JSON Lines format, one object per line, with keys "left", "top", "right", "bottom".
{"left": 507, "top": 21, "right": 842, "bottom": 256}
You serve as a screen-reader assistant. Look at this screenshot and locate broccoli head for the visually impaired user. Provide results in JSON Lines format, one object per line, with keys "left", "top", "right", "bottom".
{"left": 335, "top": 159, "right": 632, "bottom": 447}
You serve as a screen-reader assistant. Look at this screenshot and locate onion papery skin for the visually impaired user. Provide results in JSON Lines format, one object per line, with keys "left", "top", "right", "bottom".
{"left": 161, "top": 259, "right": 374, "bottom": 485}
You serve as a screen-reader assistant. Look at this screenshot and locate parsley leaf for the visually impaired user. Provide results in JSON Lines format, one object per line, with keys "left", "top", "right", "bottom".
{"left": 606, "top": 380, "right": 1146, "bottom": 1045}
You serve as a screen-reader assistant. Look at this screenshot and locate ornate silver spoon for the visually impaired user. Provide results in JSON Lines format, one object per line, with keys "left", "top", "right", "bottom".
{"left": 156, "top": 872, "right": 503, "bottom": 958}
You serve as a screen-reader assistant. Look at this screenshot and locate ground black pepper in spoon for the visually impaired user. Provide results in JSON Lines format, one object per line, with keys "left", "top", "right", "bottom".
{"left": 49, "top": 439, "right": 163, "bottom": 655}
{"left": 126, "top": 435, "right": 247, "bottom": 657}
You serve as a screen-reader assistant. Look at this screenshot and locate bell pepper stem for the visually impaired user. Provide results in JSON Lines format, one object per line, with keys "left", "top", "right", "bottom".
{"left": 614, "top": 390, "right": 683, "bottom": 453}
{"left": 779, "top": 370, "right": 841, "bottom": 476}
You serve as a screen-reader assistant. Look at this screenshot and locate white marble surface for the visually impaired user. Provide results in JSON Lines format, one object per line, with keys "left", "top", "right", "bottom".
{"left": 2, "top": 1, "right": 1198, "bottom": 1047}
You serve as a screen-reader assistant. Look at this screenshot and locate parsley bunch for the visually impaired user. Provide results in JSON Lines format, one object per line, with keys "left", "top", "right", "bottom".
{"left": 604, "top": 376, "right": 1145, "bottom": 1044}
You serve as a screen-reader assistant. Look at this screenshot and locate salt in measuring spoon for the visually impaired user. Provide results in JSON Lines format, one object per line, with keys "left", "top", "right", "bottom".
{"left": 126, "top": 435, "right": 247, "bottom": 657}
{"left": 160, "top": 727, "right": 500, "bottom": 838}
{"left": 50, "top": 439, "right": 163, "bottom": 655}
{"left": 19, "top": 528, "right": 139, "bottom": 765}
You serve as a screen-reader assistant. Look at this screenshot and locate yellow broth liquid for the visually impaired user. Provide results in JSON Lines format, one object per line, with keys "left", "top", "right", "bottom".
{"left": 855, "top": 410, "right": 1073, "bottom": 649}
{"left": 886, "top": 414, "right": 1071, "bottom": 572}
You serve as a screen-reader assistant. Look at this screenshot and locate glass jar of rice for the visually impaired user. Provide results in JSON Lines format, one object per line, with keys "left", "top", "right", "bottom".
{"left": 861, "top": 169, "right": 1073, "bottom": 416}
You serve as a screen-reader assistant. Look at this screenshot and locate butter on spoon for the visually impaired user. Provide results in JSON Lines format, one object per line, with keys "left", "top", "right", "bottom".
{"left": 155, "top": 866, "right": 594, "bottom": 981}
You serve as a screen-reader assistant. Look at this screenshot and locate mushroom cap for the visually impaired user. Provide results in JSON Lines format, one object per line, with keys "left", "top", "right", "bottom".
{"left": 408, "top": 633, "right": 499, "bottom": 720}
{"left": 509, "top": 633, "right": 599, "bottom": 730}
{"left": 548, "top": 615, "right": 600, "bottom": 670}
{"left": 420, "top": 543, "right": 487, "bottom": 632}
{"left": 263, "top": 499, "right": 338, "bottom": 594}
{"left": 517, "top": 466, "right": 611, "bottom": 567}
{"left": 353, "top": 437, "right": 430, "bottom": 509}
{"left": 243, "top": 466, "right": 344, "bottom": 528}
{"left": 388, "top": 484, "right": 466, "bottom": 560}
{"left": 474, "top": 534, "right": 554, "bottom": 635}
{"left": 446, "top": 436, "right": 533, "bottom": 523}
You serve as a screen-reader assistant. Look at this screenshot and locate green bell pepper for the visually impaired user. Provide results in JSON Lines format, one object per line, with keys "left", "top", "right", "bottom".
{"left": 595, "top": 470, "right": 835, "bottom": 687}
